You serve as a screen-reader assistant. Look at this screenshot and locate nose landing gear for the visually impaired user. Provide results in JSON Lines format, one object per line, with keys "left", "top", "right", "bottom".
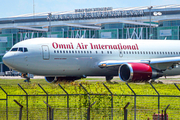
{"left": 22, "top": 73, "right": 31, "bottom": 82}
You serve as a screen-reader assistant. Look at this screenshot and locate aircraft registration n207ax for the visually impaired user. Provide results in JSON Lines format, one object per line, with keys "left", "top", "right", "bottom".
{"left": 3, "top": 38, "right": 180, "bottom": 83}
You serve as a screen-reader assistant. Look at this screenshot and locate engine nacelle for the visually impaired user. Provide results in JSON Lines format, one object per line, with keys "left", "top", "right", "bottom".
{"left": 118, "top": 63, "right": 160, "bottom": 82}
{"left": 45, "top": 76, "right": 84, "bottom": 83}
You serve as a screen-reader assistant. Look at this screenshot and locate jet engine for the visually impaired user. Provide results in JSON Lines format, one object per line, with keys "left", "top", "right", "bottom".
{"left": 118, "top": 63, "right": 162, "bottom": 82}
{"left": 45, "top": 76, "right": 83, "bottom": 83}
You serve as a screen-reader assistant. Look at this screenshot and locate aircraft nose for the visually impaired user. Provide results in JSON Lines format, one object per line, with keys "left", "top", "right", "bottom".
{"left": 3, "top": 52, "right": 14, "bottom": 68}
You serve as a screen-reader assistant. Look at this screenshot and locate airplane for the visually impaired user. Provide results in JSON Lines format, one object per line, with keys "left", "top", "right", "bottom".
{"left": 2, "top": 38, "right": 180, "bottom": 83}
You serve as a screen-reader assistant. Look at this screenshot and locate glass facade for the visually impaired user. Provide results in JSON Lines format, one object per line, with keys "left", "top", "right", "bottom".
{"left": 101, "top": 23, "right": 124, "bottom": 29}
{"left": 2, "top": 28, "right": 41, "bottom": 34}
{"left": 157, "top": 26, "right": 179, "bottom": 40}
{"left": 0, "top": 25, "right": 179, "bottom": 48}
{"left": 159, "top": 20, "right": 180, "bottom": 27}
{"left": 51, "top": 26, "right": 92, "bottom": 32}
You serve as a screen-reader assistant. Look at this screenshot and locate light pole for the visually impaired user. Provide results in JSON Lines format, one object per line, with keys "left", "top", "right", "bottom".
{"left": 148, "top": 6, "right": 153, "bottom": 39}
{"left": 47, "top": 13, "right": 52, "bottom": 38}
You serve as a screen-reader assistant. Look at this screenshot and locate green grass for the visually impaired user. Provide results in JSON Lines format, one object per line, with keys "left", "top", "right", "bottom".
{"left": 0, "top": 78, "right": 180, "bottom": 119}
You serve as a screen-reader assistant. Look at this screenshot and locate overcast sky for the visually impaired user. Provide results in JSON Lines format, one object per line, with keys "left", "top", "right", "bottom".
{"left": 0, "top": 0, "right": 179, "bottom": 18}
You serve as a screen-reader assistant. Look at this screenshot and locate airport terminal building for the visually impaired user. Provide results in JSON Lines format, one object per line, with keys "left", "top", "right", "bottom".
{"left": 0, "top": 4, "right": 180, "bottom": 72}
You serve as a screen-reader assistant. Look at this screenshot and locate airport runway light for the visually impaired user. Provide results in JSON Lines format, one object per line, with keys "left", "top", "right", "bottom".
{"left": 148, "top": 6, "right": 153, "bottom": 39}
{"left": 47, "top": 13, "right": 52, "bottom": 38}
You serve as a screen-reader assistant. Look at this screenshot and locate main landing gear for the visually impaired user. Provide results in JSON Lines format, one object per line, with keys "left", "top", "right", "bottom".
{"left": 22, "top": 73, "right": 31, "bottom": 82}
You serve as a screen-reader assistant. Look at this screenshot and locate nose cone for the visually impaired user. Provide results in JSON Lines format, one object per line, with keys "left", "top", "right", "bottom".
{"left": 3, "top": 52, "right": 14, "bottom": 69}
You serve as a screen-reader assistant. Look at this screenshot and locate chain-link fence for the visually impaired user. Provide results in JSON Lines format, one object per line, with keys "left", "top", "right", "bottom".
{"left": 0, "top": 82, "right": 180, "bottom": 120}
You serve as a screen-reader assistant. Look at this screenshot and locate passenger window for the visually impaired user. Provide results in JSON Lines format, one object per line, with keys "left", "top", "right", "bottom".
{"left": 54, "top": 50, "right": 56, "bottom": 53}
{"left": 107, "top": 51, "right": 109, "bottom": 54}
{"left": 18, "top": 48, "right": 23, "bottom": 52}
{"left": 60, "top": 50, "right": 62, "bottom": 53}
{"left": 24, "top": 48, "right": 28, "bottom": 52}
{"left": 90, "top": 51, "right": 92, "bottom": 54}
{"left": 84, "top": 51, "right": 86, "bottom": 53}
{"left": 96, "top": 51, "right": 98, "bottom": 54}
{"left": 110, "top": 51, "right": 112, "bottom": 54}
{"left": 101, "top": 51, "right": 103, "bottom": 54}
{"left": 57, "top": 50, "right": 59, "bottom": 53}
{"left": 75, "top": 51, "right": 77, "bottom": 53}
{"left": 87, "top": 51, "right": 89, "bottom": 54}
{"left": 69, "top": 51, "right": 71, "bottom": 53}
{"left": 63, "top": 51, "right": 65, "bottom": 53}
{"left": 72, "top": 51, "right": 74, "bottom": 53}
{"left": 81, "top": 51, "right": 83, "bottom": 53}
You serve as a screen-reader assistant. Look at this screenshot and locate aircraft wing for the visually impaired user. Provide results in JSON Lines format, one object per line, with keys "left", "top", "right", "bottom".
{"left": 98, "top": 56, "right": 180, "bottom": 71}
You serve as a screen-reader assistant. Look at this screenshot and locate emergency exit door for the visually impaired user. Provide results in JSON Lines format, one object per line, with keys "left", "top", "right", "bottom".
{"left": 42, "top": 45, "right": 50, "bottom": 60}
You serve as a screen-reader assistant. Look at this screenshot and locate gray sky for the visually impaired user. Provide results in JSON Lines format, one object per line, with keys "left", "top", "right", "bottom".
{"left": 0, "top": 0, "right": 179, "bottom": 18}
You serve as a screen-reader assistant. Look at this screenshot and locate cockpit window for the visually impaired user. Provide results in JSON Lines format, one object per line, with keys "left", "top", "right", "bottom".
{"left": 10, "top": 47, "right": 28, "bottom": 52}
{"left": 18, "top": 47, "right": 23, "bottom": 52}
{"left": 24, "top": 48, "right": 28, "bottom": 52}
{"left": 11, "top": 48, "right": 18, "bottom": 51}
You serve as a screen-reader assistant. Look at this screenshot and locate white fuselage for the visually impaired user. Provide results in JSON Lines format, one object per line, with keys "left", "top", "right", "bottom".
{"left": 3, "top": 38, "right": 180, "bottom": 78}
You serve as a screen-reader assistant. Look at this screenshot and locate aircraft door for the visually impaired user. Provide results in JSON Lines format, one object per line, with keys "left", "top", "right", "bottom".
{"left": 42, "top": 45, "right": 50, "bottom": 60}
{"left": 119, "top": 50, "right": 123, "bottom": 57}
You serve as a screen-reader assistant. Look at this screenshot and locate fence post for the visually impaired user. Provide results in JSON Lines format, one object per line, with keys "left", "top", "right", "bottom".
{"left": 103, "top": 83, "right": 113, "bottom": 120}
{"left": 58, "top": 84, "right": 69, "bottom": 108}
{"left": 38, "top": 84, "right": 49, "bottom": 120}
{"left": 174, "top": 83, "right": 180, "bottom": 91}
{"left": 79, "top": 83, "right": 91, "bottom": 106}
{"left": 87, "top": 102, "right": 96, "bottom": 120}
{"left": 58, "top": 84, "right": 69, "bottom": 120}
{"left": 149, "top": 82, "right": 160, "bottom": 120}
{"left": 79, "top": 83, "right": 91, "bottom": 119}
{"left": 126, "top": 83, "right": 136, "bottom": 120}
{"left": 44, "top": 101, "right": 54, "bottom": 120}
{"left": 124, "top": 102, "right": 130, "bottom": 120}
{"left": 0, "top": 86, "right": 8, "bottom": 120}
{"left": 18, "top": 84, "right": 28, "bottom": 120}
{"left": 14, "top": 99, "right": 23, "bottom": 120}
{"left": 164, "top": 104, "right": 170, "bottom": 120}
